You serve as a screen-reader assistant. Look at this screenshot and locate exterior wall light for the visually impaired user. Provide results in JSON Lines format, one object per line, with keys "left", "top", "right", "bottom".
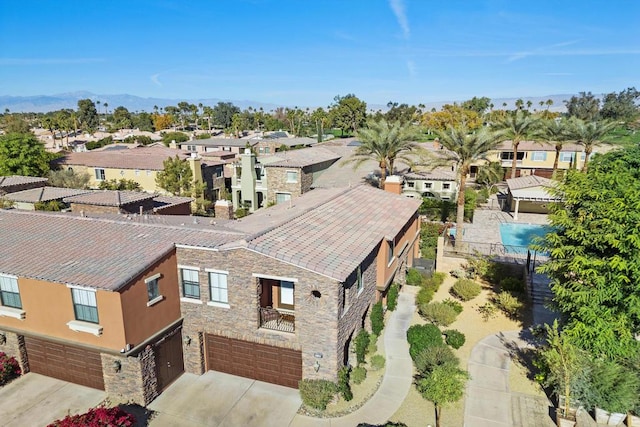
{"left": 313, "top": 360, "right": 320, "bottom": 372}
{"left": 0, "top": 332, "right": 6, "bottom": 345}
{"left": 113, "top": 360, "right": 122, "bottom": 373}
{"left": 184, "top": 335, "right": 192, "bottom": 346}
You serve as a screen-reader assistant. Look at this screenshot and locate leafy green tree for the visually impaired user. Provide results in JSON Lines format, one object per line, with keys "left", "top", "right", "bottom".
{"left": 112, "top": 106, "right": 133, "bottom": 130}
{"left": 434, "top": 126, "right": 500, "bottom": 241}
{"left": 493, "top": 110, "right": 538, "bottom": 179}
{"left": 420, "top": 104, "right": 483, "bottom": 132}
{"left": 460, "top": 96, "right": 491, "bottom": 115}
{"left": 212, "top": 102, "right": 240, "bottom": 129}
{"left": 342, "top": 119, "right": 422, "bottom": 188}
{"left": 77, "top": 99, "right": 99, "bottom": 133}
{"left": 156, "top": 156, "right": 193, "bottom": 196}
{"left": 48, "top": 169, "right": 91, "bottom": 189}
{"left": 565, "top": 91, "right": 601, "bottom": 121}
{"left": 98, "top": 179, "right": 141, "bottom": 191}
{"left": 132, "top": 112, "right": 154, "bottom": 132}
{"left": 536, "top": 146, "right": 640, "bottom": 359}
{"left": 385, "top": 101, "right": 422, "bottom": 124}
{"left": 329, "top": 94, "right": 367, "bottom": 136}
{"left": 475, "top": 161, "right": 503, "bottom": 187}
{"left": 0, "top": 133, "right": 53, "bottom": 176}
{"left": 417, "top": 364, "right": 469, "bottom": 427}
{"left": 600, "top": 87, "right": 640, "bottom": 122}
{"left": 564, "top": 118, "right": 616, "bottom": 171}
{"left": 1, "top": 114, "right": 31, "bottom": 133}
{"left": 161, "top": 131, "right": 189, "bottom": 146}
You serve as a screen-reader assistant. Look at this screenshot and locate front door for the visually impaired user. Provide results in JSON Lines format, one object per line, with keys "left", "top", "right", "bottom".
{"left": 155, "top": 332, "right": 184, "bottom": 391}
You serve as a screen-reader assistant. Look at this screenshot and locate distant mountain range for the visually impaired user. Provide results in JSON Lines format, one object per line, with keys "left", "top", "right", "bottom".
{"left": 0, "top": 91, "right": 570, "bottom": 114}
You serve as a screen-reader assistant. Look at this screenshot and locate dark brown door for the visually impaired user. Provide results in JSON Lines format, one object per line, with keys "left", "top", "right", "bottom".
{"left": 205, "top": 334, "right": 302, "bottom": 388}
{"left": 24, "top": 336, "right": 105, "bottom": 390}
{"left": 155, "top": 332, "right": 184, "bottom": 391}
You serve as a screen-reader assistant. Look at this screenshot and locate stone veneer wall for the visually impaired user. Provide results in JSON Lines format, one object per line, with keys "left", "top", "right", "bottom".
{"left": 0, "top": 330, "right": 29, "bottom": 374}
{"left": 176, "top": 247, "right": 342, "bottom": 382}
{"left": 265, "top": 167, "right": 310, "bottom": 204}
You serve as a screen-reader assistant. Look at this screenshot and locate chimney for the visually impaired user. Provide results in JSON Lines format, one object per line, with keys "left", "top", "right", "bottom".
{"left": 169, "top": 139, "right": 177, "bottom": 149}
{"left": 188, "top": 153, "right": 203, "bottom": 189}
{"left": 384, "top": 175, "right": 403, "bottom": 195}
{"left": 214, "top": 200, "right": 234, "bottom": 220}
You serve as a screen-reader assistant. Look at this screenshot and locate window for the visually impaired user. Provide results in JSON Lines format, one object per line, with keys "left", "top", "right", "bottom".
{"left": 187, "top": 145, "right": 197, "bottom": 152}
{"left": 72, "top": 288, "right": 98, "bottom": 323}
{"left": 259, "top": 147, "right": 264, "bottom": 153}
{"left": 560, "top": 152, "right": 574, "bottom": 162}
{"left": 500, "top": 152, "right": 525, "bottom": 161}
{"left": 265, "top": 147, "right": 270, "bottom": 154}
{"left": 286, "top": 171, "right": 298, "bottom": 183}
{"left": 356, "top": 267, "right": 363, "bottom": 293}
{"left": 146, "top": 170, "right": 152, "bottom": 176}
{"left": 443, "top": 183, "right": 451, "bottom": 190}
{"left": 95, "top": 168, "right": 105, "bottom": 181}
{"left": 181, "top": 269, "right": 200, "bottom": 299}
{"left": 135, "top": 169, "right": 140, "bottom": 176}
{"left": 209, "top": 271, "right": 228, "bottom": 304}
{"left": 387, "top": 240, "right": 395, "bottom": 264}
{"left": 0, "top": 275, "right": 21, "bottom": 309}
{"left": 276, "top": 192, "right": 291, "bottom": 204}
{"left": 424, "top": 182, "right": 432, "bottom": 189}
{"left": 279, "top": 281, "right": 294, "bottom": 310}
{"left": 145, "top": 274, "right": 161, "bottom": 303}
{"left": 407, "top": 181, "right": 415, "bottom": 188}
{"left": 532, "top": 151, "right": 547, "bottom": 161}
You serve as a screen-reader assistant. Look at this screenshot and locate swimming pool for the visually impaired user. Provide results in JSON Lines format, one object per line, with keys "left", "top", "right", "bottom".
{"left": 499, "top": 223, "right": 550, "bottom": 255}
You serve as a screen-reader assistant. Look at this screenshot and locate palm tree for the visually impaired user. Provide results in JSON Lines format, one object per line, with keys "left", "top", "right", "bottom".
{"left": 435, "top": 126, "right": 500, "bottom": 240}
{"left": 493, "top": 111, "right": 537, "bottom": 179}
{"left": 564, "top": 118, "right": 616, "bottom": 171}
{"left": 534, "top": 118, "right": 570, "bottom": 175}
{"left": 342, "top": 118, "right": 422, "bottom": 188}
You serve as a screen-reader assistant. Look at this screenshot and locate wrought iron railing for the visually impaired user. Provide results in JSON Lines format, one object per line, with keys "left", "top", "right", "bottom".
{"left": 258, "top": 307, "right": 295, "bottom": 333}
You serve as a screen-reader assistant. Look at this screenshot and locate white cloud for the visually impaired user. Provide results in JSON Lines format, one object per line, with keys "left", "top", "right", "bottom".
{"left": 150, "top": 73, "right": 162, "bottom": 87}
{"left": 389, "top": 0, "right": 410, "bottom": 39}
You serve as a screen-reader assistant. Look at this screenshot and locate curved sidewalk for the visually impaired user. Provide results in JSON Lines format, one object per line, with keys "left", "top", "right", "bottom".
{"left": 290, "top": 286, "right": 417, "bottom": 427}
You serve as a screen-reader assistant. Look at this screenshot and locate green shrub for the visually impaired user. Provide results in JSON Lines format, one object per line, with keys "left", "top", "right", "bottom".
{"left": 419, "top": 302, "right": 459, "bottom": 326}
{"left": 370, "top": 354, "right": 385, "bottom": 370}
{"left": 443, "top": 329, "right": 466, "bottom": 349}
{"left": 495, "top": 291, "right": 523, "bottom": 318}
{"left": 422, "top": 274, "right": 444, "bottom": 293}
{"left": 371, "top": 302, "right": 384, "bottom": 336}
{"left": 337, "top": 366, "right": 353, "bottom": 402}
{"left": 500, "top": 276, "right": 525, "bottom": 293}
{"left": 464, "top": 253, "right": 492, "bottom": 279}
{"left": 354, "top": 329, "right": 370, "bottom": 365}
{"left": 161, "top": 131, "right": 189, "bottom": 145}
{"left": 351, "top": 366, "right": 367, "bottom": 384}
{"left": 367, "top": 334, "right": 378, "bottom": 355}
{"left": 406, "top": 268, "right": 423, "bottom": 286}
{"left": 414, "top": 344, "right": 458, "bottom": 376}
{"left": 387, "top": 283, "right": 399, "bottom": 311}
{"left": 442, "top": 298, "right": 463, "bottom": 314}
{"left": 299, "top": 379, "right": 337, "bottom": 410}
{"left": 451, "top": 279, "right": 481, "bottom": 301}
{"left": 407, "top": 324, "right": 443, "bottom": 360}
{"left": 432, "top": 272, "right": 446, "bottom": 286}
{"left": 416, "top": 286, "right": 434, "bottom": 306}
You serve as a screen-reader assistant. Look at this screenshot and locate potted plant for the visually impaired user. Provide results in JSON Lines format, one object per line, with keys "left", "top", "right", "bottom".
{"left": 586, "top": 359, "right": 640, "bottom": 426}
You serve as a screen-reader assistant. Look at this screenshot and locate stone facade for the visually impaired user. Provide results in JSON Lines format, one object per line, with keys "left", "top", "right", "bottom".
{"left": 176, "top": 246, "right": 359, "bottom": 382}
{"left": 0, "top": 330, "right": 29, "bottom": 374}
{"left": 265, "top": 167, "right": 311, "bottom": 205}
{"left": 214, "top": 200, "right": 234, "bottom": 220}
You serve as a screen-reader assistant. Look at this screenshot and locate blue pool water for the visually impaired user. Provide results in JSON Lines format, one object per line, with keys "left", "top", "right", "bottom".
{"left": 499, "top": 223, "right": 550, "bottom": 254}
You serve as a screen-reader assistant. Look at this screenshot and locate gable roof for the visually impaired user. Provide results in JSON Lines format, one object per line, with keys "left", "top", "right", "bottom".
{"left": 0, "top": 176, "right": 48, "bottom": 189}
{"left": 57, "top": 145, "right": 190, "bottom": 170}
{"left": 404, "top": 167, "right": 457, "bottom": 181}
{"left": 506, "top": 175, "right": 554, "bottom": 190}
{"left": 4, "top": 187, "right": 92, "bottom": 203}
{"left": 63, "top": 190, "right": 155, "bottom": 207}
{"left": 264, "top": 146, "right": 341, "bottom": 168}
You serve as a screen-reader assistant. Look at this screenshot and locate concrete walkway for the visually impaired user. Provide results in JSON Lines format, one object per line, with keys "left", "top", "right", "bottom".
{"left": 290, "top": 286, "right": 417, "bottom": 427}
{"left": 465, "top": 331, "right": 555, "bottom": 427}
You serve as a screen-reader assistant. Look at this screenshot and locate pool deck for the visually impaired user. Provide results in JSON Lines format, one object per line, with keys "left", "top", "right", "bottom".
{"left": 463, "top": 208, "right": 550, "bottom": 245}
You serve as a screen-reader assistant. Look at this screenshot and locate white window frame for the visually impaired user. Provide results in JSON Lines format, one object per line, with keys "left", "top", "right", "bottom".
{"left": 179, "top": 266, "right": 201, "bottom": 301}
{"left": 0, "top": 274, "right": 21, "bottom": 309}
{"left": 424, "top": 182, "right": 432, "bottom": 189}
{"left": 286, "top": 170, "right": 298, "bottom": 183}
{"left": 532, "top": 151, "right": 547, "bottom": 162}
{"left": 442, "top": 183, "right": 451, "bottom": 190}
{"left": 95, "top": 168, "right": 105, "bottom": 181}
{"left": 356, "top": 266, "right": 363, "bottom": 294}
{"left": 145, "top": 273, "right": 164, "bottom": 306}
{"left": 275, "top": 192, "right": 291, "bottom": 205}
{"left": 407, "top": 181, "right": 415, "bottom": 188}
{"left": 70, "top": 287, "right": 99, "bottom": 324}
{"left": 207, "top": 268, "right": 229, "bottom": 307}
{"left": 559, "top": 152, "right": 574, "bottom": 162}
{"left": 387, "top": 239, "right": 395, "bottom": 266}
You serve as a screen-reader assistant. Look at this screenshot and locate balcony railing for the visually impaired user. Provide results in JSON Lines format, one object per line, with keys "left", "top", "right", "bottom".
{"left": 258, "top": 307, "right": 295, "bottom": 333}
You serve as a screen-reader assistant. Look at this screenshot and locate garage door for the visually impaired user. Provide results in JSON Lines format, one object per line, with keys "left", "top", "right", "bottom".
{"left": 24, "top": 336, "right": 105, "bottom": 390}
{"left": 205, "top": 334, "right": 302, "bottom": 388}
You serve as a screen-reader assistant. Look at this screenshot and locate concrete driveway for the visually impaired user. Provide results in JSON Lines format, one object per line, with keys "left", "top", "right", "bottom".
{"left": 0, "top": 373, "right": 106, "bottom": 427}
{"left": 148, "top": 371, "right": 302, "bottom": 427}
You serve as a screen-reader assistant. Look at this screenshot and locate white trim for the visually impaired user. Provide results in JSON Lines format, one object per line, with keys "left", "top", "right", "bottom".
{"left": 178, "top": 265, "right": 201, "bottom": 271}
{"left": 244, "top": 247, "right": 340, "bottom": 281}
{"left": 144, "top": 273, "right": 162, "bottom": 284}
{"left": 146, "top": 295, "right": 164, "bottom": 307}
{"left": 285, "top": 170, "right": 298, "bottom": 183}
{"left": 207, "top": 301, "right": 230, "bottom": 309}
{"left": 176, "top": 244, "right": 219, "bottom": 252}
{"left": 0, "top": 273, "right": 18, "bottom": 280}
{"left": 66, "top": 284, "right": 97, "bottom": 292}
{"left": 0, "top": 306, "right": 25, "bottom": 320}
{"left": 387, "top": 257, "right": 396, "bottom": 268}
{"left": 205, "top": 268, "right": 229, "bottom": 275}
{"left": 67, "top": 320, "right": 103, "bottom": 336}
{"left": 180, "top": 297, "right": 203, "bottom": 304}
{"left": 251, "top": 273, "right": 298, "bottom": 283}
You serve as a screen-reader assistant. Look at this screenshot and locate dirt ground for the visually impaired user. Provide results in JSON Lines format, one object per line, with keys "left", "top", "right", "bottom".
{"left": 389, "top": 257, "right": 546, "bottom": 427}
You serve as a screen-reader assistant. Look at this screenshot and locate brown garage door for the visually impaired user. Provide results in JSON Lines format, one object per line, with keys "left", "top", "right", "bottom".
{"left": 24, "top": 336, "right": 105, "bottom": 390}
{"left": 205, "top": 334, "right": 302, "bottom": 388}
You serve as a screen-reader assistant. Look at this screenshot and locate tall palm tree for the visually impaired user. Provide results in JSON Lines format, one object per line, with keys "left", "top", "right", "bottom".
{"left": 493, "top": 111, "right": 537, "bottom": 179}
{"left": 342, "top": 118, "right": 422, "bottom": 188}
{"left": 435, "top": 126, "right": 500, "bottom": 240}
{"left": 535, "top": 118, "right": 569, "bottom": 175}
{"left": 564, "top": 118, "right": 616, "bottom": 171}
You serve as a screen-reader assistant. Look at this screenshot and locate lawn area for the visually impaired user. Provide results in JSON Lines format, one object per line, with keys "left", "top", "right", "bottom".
{"left": 607, "top": 126, "right": 640, "bottom": 147}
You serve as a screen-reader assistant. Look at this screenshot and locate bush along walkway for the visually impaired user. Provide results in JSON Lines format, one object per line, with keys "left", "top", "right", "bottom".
{"left": 290, "top": 286, "right": 417, "bottom": 427}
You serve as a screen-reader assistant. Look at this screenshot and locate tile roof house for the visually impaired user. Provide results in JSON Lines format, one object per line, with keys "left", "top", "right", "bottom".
{"left": 506, "top": 175, "right": 561, "bottom": 219}
{"left": 3, "top": 186, "right": 92, "bottom": 210}
{"left": 0, "top": 176, "right": 48, "bottom": 196}
{"left": 401, "top": 167, "right": 458, "bottom": 201}
{"left": 0, "top": 184, "right": 420, "bottom": 403}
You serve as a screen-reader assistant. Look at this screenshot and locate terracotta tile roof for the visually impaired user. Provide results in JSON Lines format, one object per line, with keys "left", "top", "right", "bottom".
{"left": 63, "top": 190, "right": 155, "bottom": 207}
{"left": 238, "top": 185, "right": 421, "bottom": 281}
{"left": 404, "top": 167, "right": 457, "bottom": 181}
{"left": 57, "top": 145, "right": 189, "bottom": 170}
{"left": 182, "top": 138, "right": 257, "bottom": 148}
{"left": 0, "top": 210, "right": 244, "bottom": 291}
{"left": 4, "top": 187, "right": 92, "bottom": 203}
{"left": 506, "top": 175, "right": 555, "bottom": 190}
{"left": 264, "top": 147, "right": 341, "bottom": 168}
{"left": 0, "top": 176, "right": 48, "bottom": 188}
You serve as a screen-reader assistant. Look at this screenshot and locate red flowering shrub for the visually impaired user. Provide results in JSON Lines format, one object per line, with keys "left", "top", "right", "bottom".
{"left": 0, "top": 352, "right": 21, "bottom": 385}
{"left": 47, "top": 406, "right": 135, "bottom": 427}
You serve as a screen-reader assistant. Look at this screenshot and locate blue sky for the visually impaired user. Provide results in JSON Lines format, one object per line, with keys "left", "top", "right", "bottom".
{"left": 1, "top": 0, "right": 639, "bottom": 107}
